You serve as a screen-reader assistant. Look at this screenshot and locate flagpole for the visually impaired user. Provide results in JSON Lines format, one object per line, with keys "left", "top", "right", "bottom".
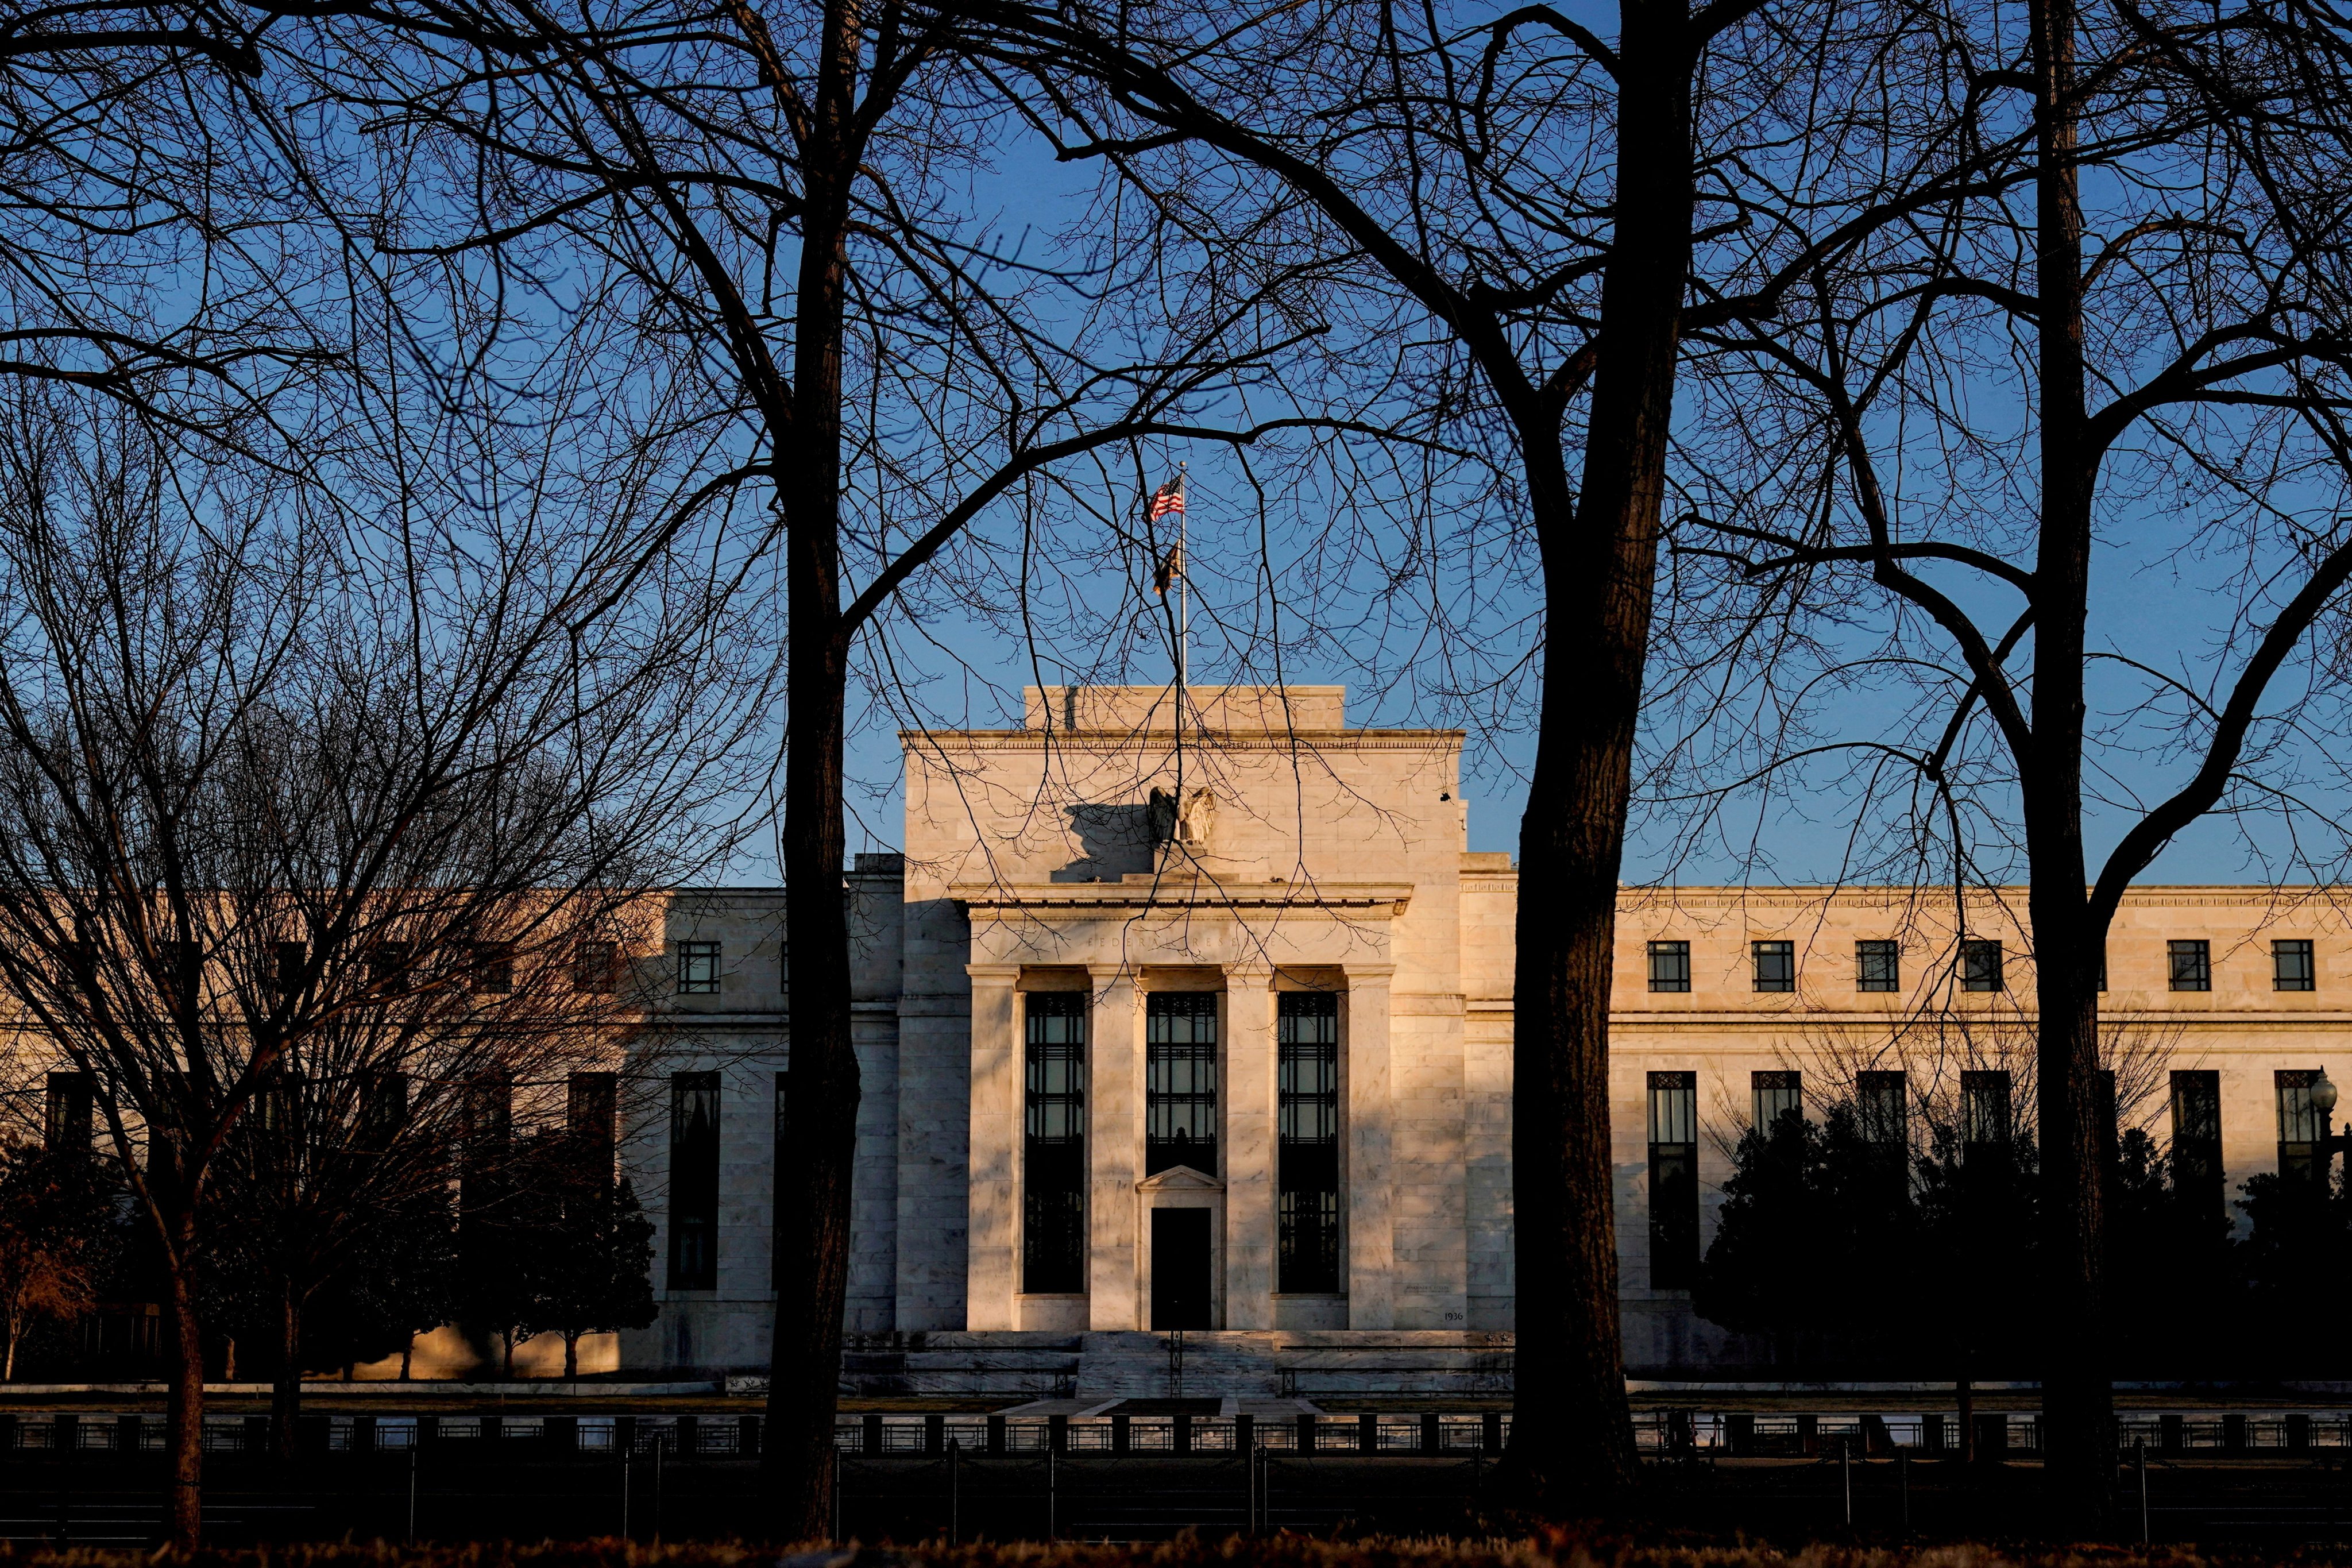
{"left": 1176, "top": 462, "right": 1188, "bottom": 698}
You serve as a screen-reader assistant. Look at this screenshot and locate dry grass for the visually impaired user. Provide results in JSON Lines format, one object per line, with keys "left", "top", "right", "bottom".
{"left": 0, "top": 1534, "right": 2341, "bottom": 1568}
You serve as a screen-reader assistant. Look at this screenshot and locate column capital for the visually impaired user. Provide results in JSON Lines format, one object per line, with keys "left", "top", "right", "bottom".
{"left": 966, "top": 963, "right": 1021, "bottom": 983}
{"left": 1342, "top": 963, "right": 1398, "bottom": 983}
{"left": 1087, "top": 963, "right": 1134, "bottom": 984}
{"left": 1225, "top": 963, "right": 1275, "bottom": 987}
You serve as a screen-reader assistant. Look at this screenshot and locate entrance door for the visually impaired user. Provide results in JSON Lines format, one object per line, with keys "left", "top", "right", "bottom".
{"left": 1149, "top": 1207, "right": 1212, "bottom": 1329}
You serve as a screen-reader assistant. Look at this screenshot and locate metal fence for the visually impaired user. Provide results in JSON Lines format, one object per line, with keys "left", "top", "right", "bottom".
{"left": 3, "top": 1407, "right": 2350, "bottom": 1461}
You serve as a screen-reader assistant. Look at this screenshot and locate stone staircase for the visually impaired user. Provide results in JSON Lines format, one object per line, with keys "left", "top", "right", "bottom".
{"left": 831, "top": 1330, "right": 1513, "bottom": 1401}
{"left": 838, "top": 1333, "right": 1082, "bottom": 1398}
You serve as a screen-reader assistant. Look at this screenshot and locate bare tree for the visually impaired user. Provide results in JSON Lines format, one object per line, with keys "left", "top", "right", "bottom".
{"left": 0, "top": 388, "right": 763, "bottom": 1546}
{"left": 934, "top": 0, "right": 2020, "bottom": 1503}
{"left": 1664, "top": 0, "right": 2352, "bottom": 1515}
{"left": 268, "top": 0, "right": 1372, "bottom": 1527}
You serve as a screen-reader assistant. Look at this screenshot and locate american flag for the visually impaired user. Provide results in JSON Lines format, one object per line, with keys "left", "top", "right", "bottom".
{"left": 1147, "top": 474, "right": 1185, "bottom": 520}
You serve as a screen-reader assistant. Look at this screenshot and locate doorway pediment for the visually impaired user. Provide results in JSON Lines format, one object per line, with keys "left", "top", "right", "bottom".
{"left": 1136, "top": 1165, "right": 1223, "bottom": 1193}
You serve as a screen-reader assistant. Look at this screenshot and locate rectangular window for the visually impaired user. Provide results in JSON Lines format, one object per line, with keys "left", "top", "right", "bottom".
{"left": 1647, "top": 941, "right": 1691, "bottom": 994}
{"left": 1277, "top": 991, "right": 1342, "bottom": 1293}
{"left": 574, "top": 939, "right": 619, "bottom": 994}
{"left": 1752, "top": 940, "right": 1795, "bottom": 992}
{"left": 1752, "top": 1070, "right": 1802, "bottom": 1133}
{"left": 2278, "top": 1068, "right": 2324, "bottom": 1186}
{"left": 568, "top": 1071, "right": 617, "bottom": 1180}
{"left": 270, "top": 941, "right": 306, "bottom": 1006}
{"left": 469, "top": 943, "right": 515, "bottom": 995}
{"left": 43, "top": 1072, "right": 92, "bottom": 1156}
{"left": 1145, "top": 992, "right": 1219, "bottom": 1176}
{"left": 667, "top": 1071, "right": 721, "bottom": 1289}
{"left": 1647, "top": 1071, "right": 1700, "bottom": 1290}
{"left": 1023, "top": 992, "right": 1087, "bottom": 1294}
{"left": 2170, "top": 1069, "right": 2223, "bottom": 1216}
{"left": 1961, "top": 940, "right": 2005, "bottom": 992}
{"left": 2168, "top": 939, "right": 2211, "bottom": 992}
{"left": 676, "top": 940, "right": 721, "bottom": 995}
{"left": 1961, "top": 1070, "right": 2011, "bottom": 1155}
{"left": 1856, "top": 940, "right": 1900, "bottom": 993}
{"left": 1858, "top": 1071, "right": 1907, "bottom": 1146}
{"left": 368, "top": 941, "right": 411, "bottom": 987}
{"left": 2275, "top": 939, "right": 2316, "bottom": 992}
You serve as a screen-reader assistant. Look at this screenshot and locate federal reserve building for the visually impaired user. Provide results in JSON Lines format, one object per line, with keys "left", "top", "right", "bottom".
{"left": 617, "top": 685, "right": 2352, "bottom": 1384}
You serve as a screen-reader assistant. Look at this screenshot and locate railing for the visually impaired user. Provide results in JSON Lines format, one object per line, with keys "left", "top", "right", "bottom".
{"left": 3, "top": 1407, "right": 2345, "bottom": 1461}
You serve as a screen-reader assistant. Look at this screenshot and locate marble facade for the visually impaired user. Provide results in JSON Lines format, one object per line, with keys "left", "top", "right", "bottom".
{"left": 621, "top": 687, "right": 2352, "bottom": 1376}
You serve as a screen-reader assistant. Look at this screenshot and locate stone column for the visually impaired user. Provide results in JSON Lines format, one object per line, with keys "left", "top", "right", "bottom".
{"left": 1345, "top": 964, "right": 1396, "bottom": 1328}
{"left": 1088, "top": 964, "right": 1142, "bottom": 1328}
{"left": 965, "top": 964, "right": 1021, "bottom": 1330}
{"left": 1223, "top": 968, "right": 1276, "bottom": 1328}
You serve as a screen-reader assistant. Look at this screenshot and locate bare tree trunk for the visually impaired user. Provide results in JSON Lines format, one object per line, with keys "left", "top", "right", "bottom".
{"left": 399, "top": 1336, "right": 414, "bottom": 1381}
{"left": 272, "top": 1282, "right": 302, "bottom": 1461}
{"left": 2027, "top": 0, "right": 2111, "bottom": 1522}
{"left": 502, "top": 1330, "right": 516, "bottom": 1378}
{"left": 760, "top": 0, "right": 862, "bottom": 1540}
{"left": 565, "top": 1331, "right": 579, "bottom": 1381}
{"left": 163, "top": 1254, "right": 204, "bottom": 1550}
{"left": 1506, "top": 0, "right": 1694, "bottom": 1513}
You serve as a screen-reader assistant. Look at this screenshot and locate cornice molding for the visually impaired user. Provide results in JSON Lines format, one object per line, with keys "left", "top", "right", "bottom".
{"left": 952, "top": 881, "right": 1413, "bottom": 918}
{"left": 905, "top": 728, "right": 1462, "bottom": 754}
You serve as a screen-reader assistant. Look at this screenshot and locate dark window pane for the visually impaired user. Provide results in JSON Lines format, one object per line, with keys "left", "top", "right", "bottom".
{"left": 1961, "top": 940, "right": 2005, "bottom": 992}
{"left": 1856, "top": 940, "right": 1900, "bottom": 992}
{"left": 574, "top": 940, "right": 619, "bottom": 993}
{"left": 677, "top": 941, "right": 721, "bottom": 995}
{"left": 1146, "top": 992, "right": 1219, "bottom": 1176}
{"left": 1752, "top": 1070, "right": 1802, "bottom": 1131}
{"left": 2171, "top": 1069, "right": 2223, "bottom": 1216}
{"left": 2275, "top": 939, "right": 2316, "bottom": 992}
{"left": 2168, "top": 939, "right": 2211, "bottom": 992}
{"left": 1024, "top": 992, "right": 1087, "bottom": 1293}
{"left": 1277, "top": 991, "right": 1341, "bottom": 1292}
{"left": 1647, "top": 940, "right": 1691, "bottom": 994}
{"left": 1961, "top": 1070, "right": 2011, "bottom": 1153}
{"left": 1858, "top": 1071, "right": 1907, "bottom": 1146}
{"left": 470, "top": 943, "right": 514, "bottom": 995}
{"left": 667, "top": 1071, "right": 721, "bottom": 1289}
{"left": 1647, "top": 1071, "right": 1699, "bottom": 1289}
{"left": 1752, "top": 940, "right": 1795, "bottom": 992}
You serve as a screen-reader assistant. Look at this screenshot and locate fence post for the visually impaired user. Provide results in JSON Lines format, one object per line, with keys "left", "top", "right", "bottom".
{"left": 1420, "top": 1413, "right": 1441, "bottom": 1455}
{"left": 1922, "top": 1413, "right": 1943, "bottom": 1455}
{"left": 481, "top": 1415, "right": 502, "bottom": 1444}
{"left": 418, "top": 1414, "right": 441, "bottom": 1449}
{"left": 2290, "top": 1413, "right": 2312, "bottom": 1451}
{"left": 1358, "top": 1413, "right": 1378, "bottom": 1455}
{"left": 924, "top": 1413, "right": 945, "bottom": 1454}
{"left": 1048, "top": 1413, "right": 1069, "bottom": 1453}
{"left": 675, "top": 1414, "right": 699, "bottom": 1457}
{"left": 116, "top": 1415, "right": 141, "bottom": 1454}
{"left": 2160, "top": 1413, "right": 2184, "bottom": 1454}
{"left": 1111, "top": 1413, "right": 1131, "bottom": 1454}
{"left": 2224, "top": 1413, "right": 2247, "bottom": 1454}
{"left": 1175, "top": 1412, "right": 1193, "bottom": 1455}
{"left": 864, "top": 1413, "right": 884, "bottom": 1455}
{"left": 1237, "top": 1412, "right": 1254, "bottom": 1459}
{"left": 1482, "top": 1412, "right": 1503, "bottom": 1455}
{"left": 1727, "top": 1412, "right": 1755, "bottom": 1455}
{"left": 1973, "top": 1412, "right": 2007, "bottom": 1462}
{"left": 741, "top": 1415, "right": 761, "bottom": 1459}
{"left": 1298, "top": 1413, "right": 1316, "bottom": 1453}
{"left": 986, "top": 1415, "right": 1006, "bottom": 1454}
{"left": 242, "top": 1415, "right": 268, "bottom": 1454}
{"left": 544, "top": 1415, "right": 577, "bottom": 1454}
{"left": 1797, "top": 1412, "right": 1818, "bottom": 1458}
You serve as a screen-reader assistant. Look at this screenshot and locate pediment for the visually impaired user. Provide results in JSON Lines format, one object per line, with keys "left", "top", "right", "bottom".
{"left": 1136, "top": 1165, "right": 1223, "bottom": 1192}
